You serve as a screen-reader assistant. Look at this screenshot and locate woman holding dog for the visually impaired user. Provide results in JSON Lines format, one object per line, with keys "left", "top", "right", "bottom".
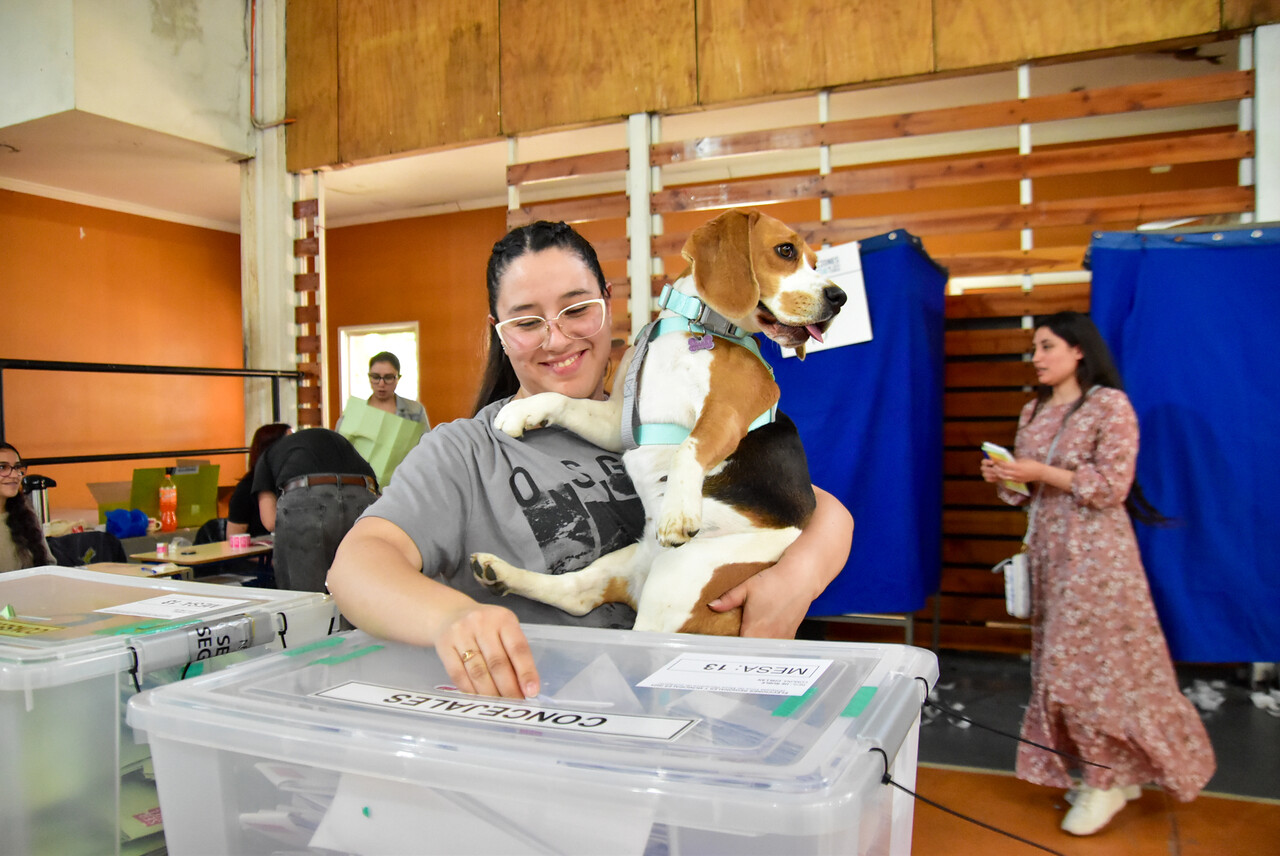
{"left": 328, "top": 220, "right": 853, "bottom": 700}
{"left": 981, "top": 311, "right": 1213, "bottom": 836}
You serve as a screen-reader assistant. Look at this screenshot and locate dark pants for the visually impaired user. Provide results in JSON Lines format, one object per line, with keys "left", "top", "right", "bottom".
{"left": 273, "top": 482, "right": 377, "bottom": 593}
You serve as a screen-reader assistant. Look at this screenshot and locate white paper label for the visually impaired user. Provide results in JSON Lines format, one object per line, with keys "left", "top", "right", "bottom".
{"left": 96, "top": 594, "right": 251, "bottom": 620}
{"left": 637, "top": 653, "right": 832, "bottom": 696}
{"left": 314, "top": 681, "right": 697, "bottom": 741}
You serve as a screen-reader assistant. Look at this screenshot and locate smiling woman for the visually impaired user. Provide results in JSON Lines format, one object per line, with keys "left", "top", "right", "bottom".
{"left": 0, "top": 442, "right": 52, "bottom": 572}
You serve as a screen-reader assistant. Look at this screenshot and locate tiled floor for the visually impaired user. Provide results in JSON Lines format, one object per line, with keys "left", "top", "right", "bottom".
{"left": 909, "top": 650, "right": 1280, "bottom": 854}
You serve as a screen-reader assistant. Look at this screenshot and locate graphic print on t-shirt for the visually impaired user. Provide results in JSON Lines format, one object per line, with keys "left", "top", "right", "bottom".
{"left": 507, "top": 452, "right": 643, "bottom": 574}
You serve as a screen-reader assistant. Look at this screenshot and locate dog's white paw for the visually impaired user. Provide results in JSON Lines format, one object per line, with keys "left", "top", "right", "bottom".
{"left": 656, "top": 497, "right": 702, "bottom": 547}
{"left": 470, "top": 552, "right": 515, "bottom": 595}
{"left": 493, "top": 395, "right": 562, "bottom": 438}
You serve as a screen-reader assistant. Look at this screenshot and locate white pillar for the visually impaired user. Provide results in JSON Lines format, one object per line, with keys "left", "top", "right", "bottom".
{"left": 1254, "top": 25, "right": 1279, "bottom": 222}
{"left": 240, "top": 0, "right": 297, "bottom": 435}
{"left": 627, "top": 112, "right": 654, "bottom": 340}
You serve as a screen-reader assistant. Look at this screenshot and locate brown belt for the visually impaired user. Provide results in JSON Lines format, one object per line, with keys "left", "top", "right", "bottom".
{"left": 280, "top": 474, "right": 378, "bottom": 494}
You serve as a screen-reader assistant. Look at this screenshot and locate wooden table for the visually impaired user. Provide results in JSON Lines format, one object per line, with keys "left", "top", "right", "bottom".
{"left": 81, "top": 561, "right": 194, "bottom": 581}
{"left": 129, "top": 540, "right": 273, "bottom": 566}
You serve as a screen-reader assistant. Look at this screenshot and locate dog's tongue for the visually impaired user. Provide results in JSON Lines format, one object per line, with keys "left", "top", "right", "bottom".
{"left": 806, "top": 324, "right": 825, "bottom": 344}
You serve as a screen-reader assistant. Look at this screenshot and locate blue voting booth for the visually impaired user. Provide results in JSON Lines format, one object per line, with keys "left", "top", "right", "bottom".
{"left": 1088, "top": 225, "right": 1280, "bottom": 663}
{"left": 761, "top": 230, "right": 947, "bottom": 616}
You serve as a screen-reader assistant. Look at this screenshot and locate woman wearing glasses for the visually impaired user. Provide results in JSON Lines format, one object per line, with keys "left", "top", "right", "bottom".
{"left": 328, "top": 221, "right": 853, "bottom": 699}
{"left": 336, "top": 352, "right": 430, "bottom": 430}
{"left": 1, "top": 443, "right": 52, "bottom": 572}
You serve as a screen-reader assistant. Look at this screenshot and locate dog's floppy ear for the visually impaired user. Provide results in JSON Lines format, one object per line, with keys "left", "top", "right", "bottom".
{"left": 682, "top": 210, "right": 761, "bottom": 320}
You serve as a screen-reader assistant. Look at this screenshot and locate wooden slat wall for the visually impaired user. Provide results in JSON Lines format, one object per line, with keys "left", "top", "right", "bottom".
{"left": 649, "top": 70, "right": 1254, "bottom": 281}
{"left": 929, "top": 283, "right": 1090, "bottom": 651}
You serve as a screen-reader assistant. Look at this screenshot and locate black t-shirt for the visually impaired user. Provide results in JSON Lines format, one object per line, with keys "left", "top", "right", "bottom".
{"left": 227, "top": 473, "right": 269, "bottom": 537}
{"left": 251, "top": 428, "right": 376, "bottom": 495}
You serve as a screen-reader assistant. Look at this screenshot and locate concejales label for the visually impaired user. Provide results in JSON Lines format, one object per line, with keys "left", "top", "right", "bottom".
{"left": 314, "top": 681, "right": 696, "bottom": 741}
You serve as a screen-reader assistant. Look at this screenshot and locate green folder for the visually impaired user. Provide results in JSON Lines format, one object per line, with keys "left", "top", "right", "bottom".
{"left": 337, "top": 396, "right": 426, "bottom": 488}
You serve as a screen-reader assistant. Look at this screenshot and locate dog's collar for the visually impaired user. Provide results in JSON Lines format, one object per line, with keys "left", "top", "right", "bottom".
{"left": 657, "top": 284, "right": 749, "bottom": 340}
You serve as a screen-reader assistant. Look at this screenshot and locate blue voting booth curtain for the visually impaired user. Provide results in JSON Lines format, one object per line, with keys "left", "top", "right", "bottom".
{"left": 1089, "top": 227, "right": 1280, "bottom": 662}
{"left": 760, "top": 230, "right": 946, "bottom": 616}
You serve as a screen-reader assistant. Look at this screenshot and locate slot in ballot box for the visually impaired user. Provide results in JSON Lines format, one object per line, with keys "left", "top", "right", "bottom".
{"left": 127, "top": 626, "right": 938, "bottom": 855}
{"left": 0, "top": 566, "right": 338, "bottom": 856}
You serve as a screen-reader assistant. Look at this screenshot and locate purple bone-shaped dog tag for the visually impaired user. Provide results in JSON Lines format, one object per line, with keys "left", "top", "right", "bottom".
{"left": 689, "top": 333, "right": 715, "bottom": 352}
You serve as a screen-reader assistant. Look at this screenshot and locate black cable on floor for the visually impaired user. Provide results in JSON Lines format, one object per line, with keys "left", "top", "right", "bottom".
{"left": 869, "top": 747, "right": 1067, "bottom": 856}
{"left": 914, "top": 676, "right": 1110, "bottom": 770}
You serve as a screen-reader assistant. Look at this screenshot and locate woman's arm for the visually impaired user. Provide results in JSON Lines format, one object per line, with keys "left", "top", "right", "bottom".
{"left": 327, "top": 516, "right": 540, "bottom": 699}
{"left": 707, "top": 485, "right": 853, "bottom": 638}
{"left": 225, "top": 520, "right": 249, "bottom": 537}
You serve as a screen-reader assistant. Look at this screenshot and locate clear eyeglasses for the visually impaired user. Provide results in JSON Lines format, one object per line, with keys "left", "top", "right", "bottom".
{"left": 494, "top": 298, "right": 607, "bottom": 352}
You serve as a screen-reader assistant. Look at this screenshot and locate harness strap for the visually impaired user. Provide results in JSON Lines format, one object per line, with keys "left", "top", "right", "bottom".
{"left": 620, "top": 286, "right": 776, "bottom": 450}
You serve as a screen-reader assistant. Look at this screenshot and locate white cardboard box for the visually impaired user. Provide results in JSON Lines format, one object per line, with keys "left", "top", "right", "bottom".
{"left": 128, "top": 626, "right": 937, "bottom": 856}
{"left": 0, "top": 566, "right": 338, "bottom": 856}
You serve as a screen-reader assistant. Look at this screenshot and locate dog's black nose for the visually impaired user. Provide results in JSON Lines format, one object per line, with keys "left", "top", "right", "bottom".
{"left": 824, "top": 285, "right": 848, "bottom": 309}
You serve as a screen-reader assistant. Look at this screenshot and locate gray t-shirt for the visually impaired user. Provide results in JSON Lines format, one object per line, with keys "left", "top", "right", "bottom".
{"left": 361, "top": 398, "right": 643, "bottom": 628}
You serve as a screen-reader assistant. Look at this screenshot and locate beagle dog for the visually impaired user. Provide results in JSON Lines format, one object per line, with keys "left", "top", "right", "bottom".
{"left": 471, "top": 209, "right": 846, "bottom": 635}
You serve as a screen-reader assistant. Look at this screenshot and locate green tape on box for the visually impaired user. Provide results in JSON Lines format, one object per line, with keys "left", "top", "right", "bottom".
{"left": 312, "top": 644, "right": 384, "bottom": 665}
{"left": 772, "top": 686, "right": 818, "bottom": 717}
{"left": 841, "top": 686, "right": 878, "bottom": 717}
{"left": 282, "top": 635, "right": 347, "bottom": 656}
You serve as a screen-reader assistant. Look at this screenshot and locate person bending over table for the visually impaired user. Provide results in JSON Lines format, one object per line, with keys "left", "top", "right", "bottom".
{"left": 328, "top": 220, "right": 853, "bottom": 700}
{"left": 252, "top": 427, "right": 378, "bottom": 593}
{"left": 228, "top": 422, "right": 292, "bottom": 538}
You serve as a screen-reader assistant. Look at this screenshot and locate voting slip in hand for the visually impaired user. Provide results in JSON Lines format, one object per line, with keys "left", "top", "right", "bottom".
{"left": 981, "top": 442, "right": 1030, "bottom": 496}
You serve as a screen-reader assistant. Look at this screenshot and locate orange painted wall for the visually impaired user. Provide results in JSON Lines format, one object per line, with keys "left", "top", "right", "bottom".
{"left": 325, "top": 207, "right": 509, "bottom": 427}
{"left": 0, "top": 190, "right": 247, "bottom": 519}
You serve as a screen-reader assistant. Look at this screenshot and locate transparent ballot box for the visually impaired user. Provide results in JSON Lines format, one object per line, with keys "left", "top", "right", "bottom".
{"left": 0, "top": 566, "right": 338, "bottom": 856}
{"left": 128, "top": 626, "right": 938, "bottom": 855}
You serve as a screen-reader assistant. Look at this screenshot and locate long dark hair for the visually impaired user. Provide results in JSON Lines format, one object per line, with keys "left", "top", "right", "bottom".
{"left": 2, "top": 442, "right": 50, "bottom": 567}
{"left": 248, "top": 423, "right": 292, "bottom": 470}
{"left": 472, "top": 221, "right": 609, "bottom": 415}
{"left": 1029, "top": 311, "right": 1166, "bottom": 525}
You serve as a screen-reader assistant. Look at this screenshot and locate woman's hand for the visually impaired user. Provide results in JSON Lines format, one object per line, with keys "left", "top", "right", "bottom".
{"left": 328, "top": 517, "right": 541, "bottom": 700}
{"left": 709, "top": 563, "right": 814, "bottom": 638}
{"left": 432, "top": 602, "right": 540, "bottom": 699}
{"left": 709, "top": 486, "right": 852, "bottom": 638}
{"left": 988, "top": 457, "right": 1046, "bottom": 485}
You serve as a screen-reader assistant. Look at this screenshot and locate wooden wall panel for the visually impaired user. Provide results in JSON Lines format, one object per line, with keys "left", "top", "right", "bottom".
{"left": 285, "top": 0, "right": 339, "bottom": 172}
{"left": 499, "top": 0, "right": 697, "bottom": 135}
{"left": 696, "top": 0, "right": 933, "bottom": 104}
{"left": 1224, "top": 0, "right": 1280, "bottom": 28}
{"left": 338, "top": 0, "right": 500, "bottom": 163}
{"left": 935, "top": 0, "right": 1220, "bottom": 71}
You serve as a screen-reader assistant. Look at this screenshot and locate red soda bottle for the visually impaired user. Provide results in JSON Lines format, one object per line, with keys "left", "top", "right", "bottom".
{"left": 159, "top": 474, "right": 178, "bottom": 533}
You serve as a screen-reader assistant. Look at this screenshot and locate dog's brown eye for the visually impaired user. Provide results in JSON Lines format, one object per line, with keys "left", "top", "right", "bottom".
{"left": 775, "top": 243, "right": 797, "bottom": 260}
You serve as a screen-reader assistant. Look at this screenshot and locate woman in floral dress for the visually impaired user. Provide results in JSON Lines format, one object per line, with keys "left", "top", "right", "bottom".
{"left": 981, "top": 311, "right": 1215, "bottom": 836}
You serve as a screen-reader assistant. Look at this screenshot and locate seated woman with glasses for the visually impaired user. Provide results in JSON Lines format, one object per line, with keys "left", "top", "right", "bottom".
{"left": 328, "top": 220, "right": 854, "bottom": 701}
{"left": 336, "top": 351, "right": 430, "bottom": 430}
{"left": 0, "top": 442, "right": 52, "bottom": 572}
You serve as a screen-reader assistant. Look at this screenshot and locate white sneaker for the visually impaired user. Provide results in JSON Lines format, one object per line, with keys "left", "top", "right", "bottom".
{"left": 1061, "top": 784, "right": 1128, "bottom": 835}
{"left": 1065, "top": 782, "right": 1142, "bottom": 805}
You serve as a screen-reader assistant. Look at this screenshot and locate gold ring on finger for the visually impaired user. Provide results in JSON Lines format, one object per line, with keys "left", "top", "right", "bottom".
{"left": 460, "top": 649, "right": 479, "bottom": 664}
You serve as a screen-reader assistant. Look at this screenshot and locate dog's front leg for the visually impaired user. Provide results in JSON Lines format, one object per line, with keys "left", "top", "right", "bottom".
{"left": 493, "top": 392, "right": 624, "bottom": 452}
{"left": 471, "top": 543, "right": 646, "bottom": 614}
{"left": 656, "top": 360, "right": 778, "bottom": 546}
